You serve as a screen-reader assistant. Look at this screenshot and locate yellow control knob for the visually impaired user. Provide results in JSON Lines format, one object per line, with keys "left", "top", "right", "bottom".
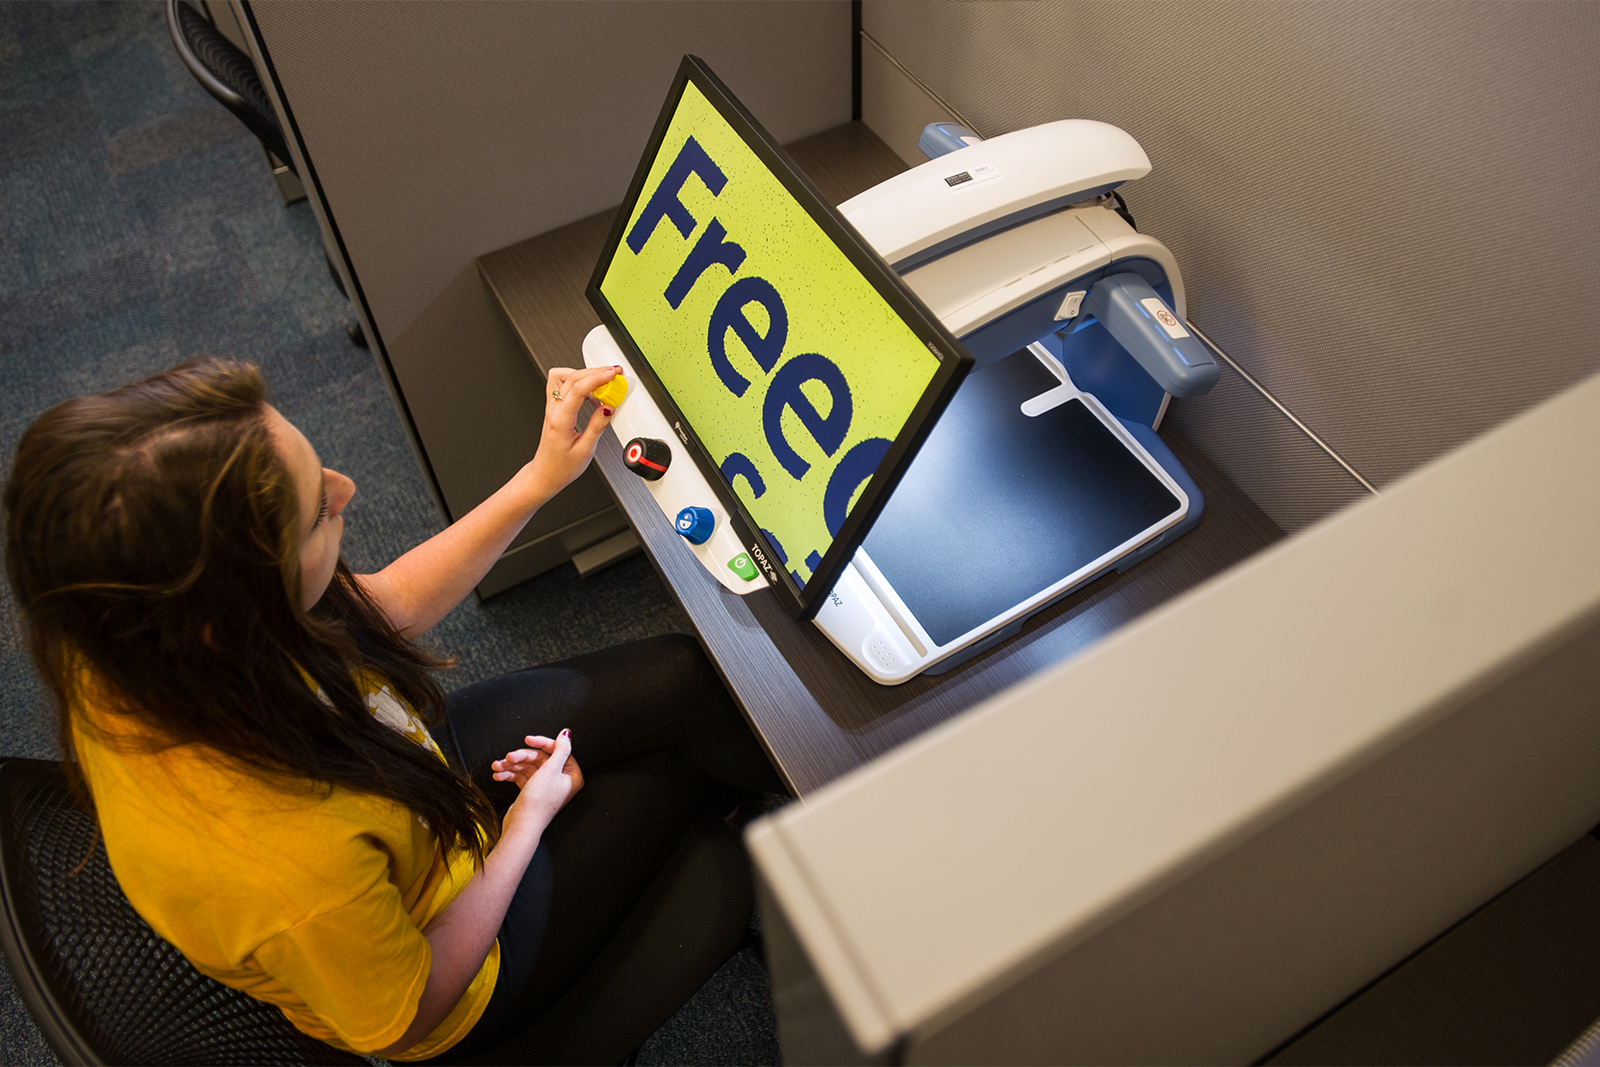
{"left": 592, "top": 374, "right": 628, "bottom": 409}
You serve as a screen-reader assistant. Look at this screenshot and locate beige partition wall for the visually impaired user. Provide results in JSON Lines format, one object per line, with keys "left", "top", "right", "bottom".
{"left": 861, "top": 1, "right": 1600, "bottom": 532}
{"left": 751, "top": 367, "right": 1600, "bottom": 1064}
{"left": 242, "top": 2, "right": 851, "bottom": 591}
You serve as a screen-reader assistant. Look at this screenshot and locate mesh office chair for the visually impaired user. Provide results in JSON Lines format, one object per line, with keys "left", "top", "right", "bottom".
{"left": 164, "top": 0, "right": 294, "bottom": 169}
{"left": 163, "top": 0, "right": 369, "bottom": 350}
{"left": 0, "top": 758, "right": 365, "bottom": 1066}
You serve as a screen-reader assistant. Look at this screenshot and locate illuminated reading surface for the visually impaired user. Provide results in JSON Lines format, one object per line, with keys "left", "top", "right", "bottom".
{"left": 600, "top": 82, "right": 941, "bottom": 588}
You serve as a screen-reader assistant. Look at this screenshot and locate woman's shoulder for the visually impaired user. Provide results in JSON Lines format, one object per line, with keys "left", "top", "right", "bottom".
{"left": 68, "top": 666, "right": 443, "bottom": 880}
{"left": 72, "top": 697, "right": 416, "bottom": 857}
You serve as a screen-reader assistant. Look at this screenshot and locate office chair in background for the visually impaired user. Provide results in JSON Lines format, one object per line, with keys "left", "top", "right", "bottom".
{"left": 0, "top": 758, "right": 365, "bottom": 1066}
{"left": 164, "top": 0, "right": 369, "bottom": 351}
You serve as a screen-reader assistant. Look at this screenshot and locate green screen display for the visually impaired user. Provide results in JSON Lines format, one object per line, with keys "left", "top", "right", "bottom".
{"left": 599, "top": 80, "right": 943, "bottom": 589}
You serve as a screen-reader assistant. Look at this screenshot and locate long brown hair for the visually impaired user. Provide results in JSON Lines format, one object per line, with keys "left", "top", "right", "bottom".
{"left": 3, "top": 357, "right": 496, "bottom": 865}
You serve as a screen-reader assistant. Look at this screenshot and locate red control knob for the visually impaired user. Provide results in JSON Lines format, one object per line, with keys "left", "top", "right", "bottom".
{"left": 623, "top": 437, "right": 672, "bottom": 481}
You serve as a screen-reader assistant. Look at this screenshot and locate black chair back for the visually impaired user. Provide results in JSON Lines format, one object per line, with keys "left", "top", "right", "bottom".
{"left": 163, "top": 0, "right": 295, "bottom": 171}
{"left": 0, "top": 758, "right": 362, "bottom": 1066}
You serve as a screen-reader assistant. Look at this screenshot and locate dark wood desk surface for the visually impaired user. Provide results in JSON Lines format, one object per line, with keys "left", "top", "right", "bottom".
{"left": 480, "top": 122, "right": 1283, "bottom": 795}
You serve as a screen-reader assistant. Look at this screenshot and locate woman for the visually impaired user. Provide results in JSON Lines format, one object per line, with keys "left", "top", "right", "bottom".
{"left": 3, "top": 357, "right": 784, "bottom": 1063}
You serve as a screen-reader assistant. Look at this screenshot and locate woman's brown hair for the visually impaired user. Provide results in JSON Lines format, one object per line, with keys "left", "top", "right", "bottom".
{"left": 3, "top": 357, "right": 496, "bottom": 865}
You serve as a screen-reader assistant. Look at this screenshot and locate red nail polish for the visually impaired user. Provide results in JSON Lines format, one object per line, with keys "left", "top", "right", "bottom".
{"left": 602, "top": 407, "right": 613, "bottom": 417}
{"left": 561, "top": 729, "right": 570, "bottom": 737}
{"left": 613, "top": 365, "right": 622, "bottom": 372}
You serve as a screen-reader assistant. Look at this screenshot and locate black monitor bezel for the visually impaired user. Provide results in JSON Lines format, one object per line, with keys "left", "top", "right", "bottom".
{"left": 586, "top": 55, "right": 972, "bottom": 621}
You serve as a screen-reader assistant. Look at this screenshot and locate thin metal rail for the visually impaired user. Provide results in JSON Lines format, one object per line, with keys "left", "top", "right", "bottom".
{"left": 859, "top": 28, "right": 985, "bottom": 137}
{"left": 1187, "top": 320, "right": 1381, "bottom": 496}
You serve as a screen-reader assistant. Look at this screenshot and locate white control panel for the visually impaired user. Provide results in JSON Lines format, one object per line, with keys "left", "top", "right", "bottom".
{"left": 582, "top": 325, "right": 769, "bottom": 596}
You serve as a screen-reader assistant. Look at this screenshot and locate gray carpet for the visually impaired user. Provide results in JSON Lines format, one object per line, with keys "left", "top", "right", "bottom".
{"left": 0, "top": 3, "right": 779, "bottom": 1062}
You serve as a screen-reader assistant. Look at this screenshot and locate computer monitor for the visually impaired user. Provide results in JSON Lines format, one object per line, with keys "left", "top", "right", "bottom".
{"left": 588, "top": 55, "right": 972, "bottom": 621}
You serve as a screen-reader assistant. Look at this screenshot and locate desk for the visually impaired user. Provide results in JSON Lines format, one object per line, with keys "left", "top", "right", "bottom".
{"left": 480, "top": 122, "right": 1282, "bottom": 795}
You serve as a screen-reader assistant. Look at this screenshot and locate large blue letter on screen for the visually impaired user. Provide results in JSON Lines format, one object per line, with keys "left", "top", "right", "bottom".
{"left": 763, "top": 352, "right": 853, "bottom": 480}
{"left": 824, "top": 437, "right": 890, "bottom": 537}
{"left": 720, "top": 452, "right": 767, "bottom": 499}
{"left": 707, "top": 276, "right": 787, "bottom": 397}
{"left": 626, "top": 137, "right": 727, "bottom": 254}
{"left": 665, "top": 219, "right": 746, "bottom": 308}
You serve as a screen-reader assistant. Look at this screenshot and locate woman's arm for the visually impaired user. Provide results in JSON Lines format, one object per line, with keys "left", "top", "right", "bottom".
{"left": 375, "top": 730, "right": 581, "bottom": 1059}
{"left": 358, "top": 366, "right": 620, "bottom": 638}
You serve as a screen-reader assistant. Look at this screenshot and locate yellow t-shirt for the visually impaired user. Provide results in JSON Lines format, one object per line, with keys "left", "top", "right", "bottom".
{"left": 72, "top": 670, "right": 499, "bottom": 1060}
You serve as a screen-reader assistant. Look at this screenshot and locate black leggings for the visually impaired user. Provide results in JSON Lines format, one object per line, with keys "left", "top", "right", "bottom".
{"left": 427, "top": 634, "right": 784, "bottom": 1064}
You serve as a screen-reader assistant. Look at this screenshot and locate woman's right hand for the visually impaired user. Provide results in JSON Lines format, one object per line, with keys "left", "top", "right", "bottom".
{"left": 493, "top": 730, "right": 583, "bottom": 836}
{"left": 386, "top": 732, "right": 577, "bottom": 1057}
{"left": 526, "top": 365, "right": 620, "bottom": 502}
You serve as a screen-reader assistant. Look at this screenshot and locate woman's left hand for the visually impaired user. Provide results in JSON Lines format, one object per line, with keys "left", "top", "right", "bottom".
{"left": 492, "top": 734, "right": 586, "bottom": 797}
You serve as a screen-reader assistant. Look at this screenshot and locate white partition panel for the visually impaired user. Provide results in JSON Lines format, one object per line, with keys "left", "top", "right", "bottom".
{"left": 751, "top": 368, "right": 1600, "bottom": 1063}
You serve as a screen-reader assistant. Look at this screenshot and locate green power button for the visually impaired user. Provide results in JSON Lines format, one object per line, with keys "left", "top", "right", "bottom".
{"left": 727, "top": 552, "right": 759, "bottom": 581}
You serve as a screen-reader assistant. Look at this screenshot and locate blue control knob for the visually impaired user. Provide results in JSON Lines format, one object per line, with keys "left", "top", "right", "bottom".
{"left": 674, "top": 506, "right": 715, "bottom": 545}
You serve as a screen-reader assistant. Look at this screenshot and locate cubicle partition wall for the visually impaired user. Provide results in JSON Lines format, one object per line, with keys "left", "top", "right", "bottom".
{"left": 235, "top": 1, "right": 851, "bottom": 593}
{"left": 742, "top": 4, "right": 1600, "bottom": 1063}
{"left": 859, "top": 0, "right": 1600, "bottom": 532}
{"left": 751, "top": 370, "right": 1600, "bottom": 1064}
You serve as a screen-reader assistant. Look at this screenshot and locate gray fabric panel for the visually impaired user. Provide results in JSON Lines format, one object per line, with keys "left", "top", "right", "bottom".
{"left": 1167, "top": 353, "right": 1365, "bottom": 534}
{"left": 862, "top": 0, "right": 1600, "bottom": 520}
{"left": 861, "top": 32, "right": 959, "bottom": 167}
{"left": 865, "top": 34, "right": 1360, "bottom": 531}
{"left": 250, "top": 1, "right": 851, "bottom": 339}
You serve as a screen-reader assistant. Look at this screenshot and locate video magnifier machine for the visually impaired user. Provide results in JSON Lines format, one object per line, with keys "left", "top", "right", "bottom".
{"left": 587, "top": 112, "right": 1222, "bottom": 684}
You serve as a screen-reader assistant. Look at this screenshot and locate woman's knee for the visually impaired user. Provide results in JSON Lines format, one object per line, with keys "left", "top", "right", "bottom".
{"left": 592, "top": 632, "right": 705, "bottom": 678}
{"left": 645, "top": 632, "right": 718, "bottom": 691}
{"left": 574, "top": 633, "right": 727, "bottom": 716}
